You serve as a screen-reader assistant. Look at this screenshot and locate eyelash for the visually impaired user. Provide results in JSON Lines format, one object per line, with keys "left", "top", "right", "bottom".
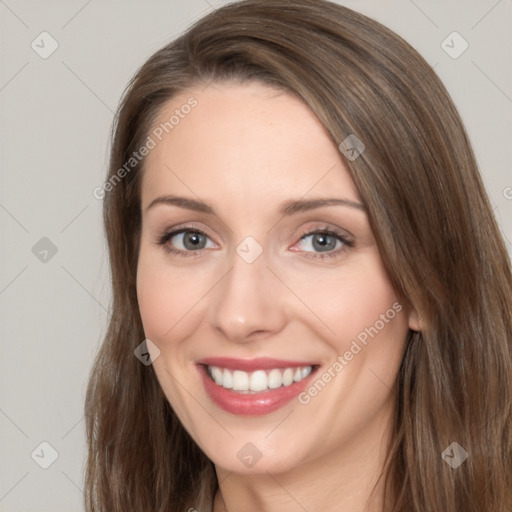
{"left": 155, "top": 225, "right": 354, "bottom": 260}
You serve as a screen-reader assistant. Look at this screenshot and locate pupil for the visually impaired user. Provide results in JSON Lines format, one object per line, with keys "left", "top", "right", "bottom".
{"left": 313, "top": 234, "right": 336, "bottom": 252}
{"left": 184, "top": 232, "right": 205, "bottom": 250}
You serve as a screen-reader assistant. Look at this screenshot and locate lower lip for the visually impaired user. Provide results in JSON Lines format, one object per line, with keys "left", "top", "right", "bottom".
{"left": 198, "top": 365, "right": 316, "bottom": 416}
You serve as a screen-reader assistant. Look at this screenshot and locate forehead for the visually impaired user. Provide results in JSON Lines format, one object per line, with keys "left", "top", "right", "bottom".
{"left": 140, "top": 81, "right": 360, "bottom": 208}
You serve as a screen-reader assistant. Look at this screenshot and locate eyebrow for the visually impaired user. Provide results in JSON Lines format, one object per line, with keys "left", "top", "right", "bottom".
{"left": 144, "top": 195, "right": 365, "bottom": 215}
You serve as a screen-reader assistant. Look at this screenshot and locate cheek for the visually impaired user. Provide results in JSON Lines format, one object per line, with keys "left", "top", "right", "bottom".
{"left": 136, "top": 247, "right": 218, "bottom": 351}
{"left": 284, "top": 253, "right": 409, "bottom": 423}
{"left": 280, "top": 259, "right": 407, "bottom": 456}
{"left": 330, "top": 273, "right": 403, "bottom": 348}
{"left": 284, "top": 253, "right": 406, "bottom": 354}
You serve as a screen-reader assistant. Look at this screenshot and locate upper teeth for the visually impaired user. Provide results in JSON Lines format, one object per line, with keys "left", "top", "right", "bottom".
{"left": 207, "top": 365, "right": 313, "bottom": 392}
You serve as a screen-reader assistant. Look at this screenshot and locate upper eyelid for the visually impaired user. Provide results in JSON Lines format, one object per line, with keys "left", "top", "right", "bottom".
{"left": 159, "top": 224, "right": 213, "bottom": 239}
{"left": 161, "top": 225, "right": 352, "bottom": 249}
{"left": 291, "top": 224, "right": 353, "bottom": 244}
{"left": 161, "top": 225, "right": 348, "bottom": 238}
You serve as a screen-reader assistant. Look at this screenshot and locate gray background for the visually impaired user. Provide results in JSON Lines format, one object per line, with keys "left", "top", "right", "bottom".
{"left": 0, "top": 0, "right": 510, "bottom": 510}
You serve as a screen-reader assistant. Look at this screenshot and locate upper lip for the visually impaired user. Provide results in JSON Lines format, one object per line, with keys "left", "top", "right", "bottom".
{"left": 197, "top": 357, "right": 317, "bottom": 372}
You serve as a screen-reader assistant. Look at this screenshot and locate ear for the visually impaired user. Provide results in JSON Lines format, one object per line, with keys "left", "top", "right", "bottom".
{"left": 408, "top": 307, "right": 421, "bottom": 332}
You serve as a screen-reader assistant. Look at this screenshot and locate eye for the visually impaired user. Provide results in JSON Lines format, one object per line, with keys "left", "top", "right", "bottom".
{"left": 291, "top": 228, "right": 353, "bottom": 259}
{"left": 157, "top": 228, "right": 216, "bottom": 256}
{"left": 299, "top": 232, "right": 340, "bottom": 252}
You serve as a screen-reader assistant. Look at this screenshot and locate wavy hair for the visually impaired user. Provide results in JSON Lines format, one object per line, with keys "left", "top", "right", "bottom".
{"left": 85, "top": 1, "right": 512, "bottom": 510}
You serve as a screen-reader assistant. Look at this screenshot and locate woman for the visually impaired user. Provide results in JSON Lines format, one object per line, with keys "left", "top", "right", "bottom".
{"left": 85, "top": 1, "right": 512, "bottom": 510}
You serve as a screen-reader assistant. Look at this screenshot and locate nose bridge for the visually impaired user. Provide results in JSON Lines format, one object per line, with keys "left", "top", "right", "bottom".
{"left": 209, "top": 241, "right": 285, "bottom": 341}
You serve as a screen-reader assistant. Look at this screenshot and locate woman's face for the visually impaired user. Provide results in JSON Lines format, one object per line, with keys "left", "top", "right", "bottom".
{"left": 136, "top": 81, "right": 417, "bottom": 475}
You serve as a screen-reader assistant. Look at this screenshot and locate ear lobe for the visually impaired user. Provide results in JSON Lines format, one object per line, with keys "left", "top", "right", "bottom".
{"left": 408, "top": 308, "right": 421, "bottom": 332}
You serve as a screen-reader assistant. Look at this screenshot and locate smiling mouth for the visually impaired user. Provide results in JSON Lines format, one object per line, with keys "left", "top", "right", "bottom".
{"left": 206, "top": 364, "right": 315, "bottom": 393}
{"left": 197, "top": 358, "right": 320, "bottom": 415}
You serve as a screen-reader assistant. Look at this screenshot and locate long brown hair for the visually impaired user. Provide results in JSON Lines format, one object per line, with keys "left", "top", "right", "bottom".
{"left": 84, "top": 1, "right": 512, "bottom": 510}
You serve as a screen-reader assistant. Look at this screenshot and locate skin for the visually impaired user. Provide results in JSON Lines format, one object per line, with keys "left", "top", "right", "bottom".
{"left": 136, "top": 81, "right": 419, "bottom": 512}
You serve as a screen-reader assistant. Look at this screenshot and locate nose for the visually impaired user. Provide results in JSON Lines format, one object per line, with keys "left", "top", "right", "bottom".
{"left": 209, "top": 249, "right": 287, "bottom": 343}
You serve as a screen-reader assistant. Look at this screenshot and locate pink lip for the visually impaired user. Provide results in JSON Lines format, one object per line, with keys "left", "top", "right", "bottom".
{"left": 196, "top": 358, "right": 318, "bottom": 416}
